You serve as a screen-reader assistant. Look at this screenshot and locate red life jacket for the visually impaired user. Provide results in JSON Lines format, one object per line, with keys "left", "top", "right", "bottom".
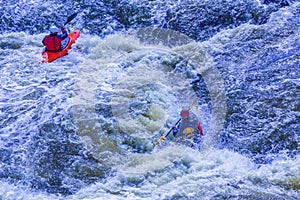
{"left": 43, "top": 35, "right": 63, "bottom": 51}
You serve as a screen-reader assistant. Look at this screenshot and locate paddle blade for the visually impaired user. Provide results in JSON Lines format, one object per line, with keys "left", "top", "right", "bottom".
{"left": 188, "top": 98, "right": 198, "bottom": 111}
{"left": 64, "top": 13, "right": 78, "bottom": 26}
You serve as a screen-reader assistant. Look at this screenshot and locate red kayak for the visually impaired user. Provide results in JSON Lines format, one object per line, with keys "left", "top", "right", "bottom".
{"left": 42, "top": 30, "right": 80, "bottom": 63}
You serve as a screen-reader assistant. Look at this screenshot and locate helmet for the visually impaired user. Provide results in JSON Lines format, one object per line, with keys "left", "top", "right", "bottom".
{"left": 180, "top": 110, "right": 189, "bottom": 118}
{"left": 49, "top": 26, "right": 59, "bottom": 33}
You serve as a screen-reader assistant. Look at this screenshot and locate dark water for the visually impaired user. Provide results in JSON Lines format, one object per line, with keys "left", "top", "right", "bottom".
{"left": 0, "top": 0, "right": 293, "bottom": 38}
{"left": 0, "top": 0, "right": 299, "bottom": 199}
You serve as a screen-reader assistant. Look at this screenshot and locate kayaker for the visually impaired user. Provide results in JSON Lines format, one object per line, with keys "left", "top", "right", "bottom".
{"left": 156, "top": 109, "right": 203, "bottom": 147}
{"left": 42, "top": 25, "right": 68, "bottom": 52}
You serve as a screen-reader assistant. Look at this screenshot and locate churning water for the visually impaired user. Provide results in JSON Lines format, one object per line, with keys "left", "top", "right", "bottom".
{"left": 0, "top": 0, "right": 299, "bottom": 199}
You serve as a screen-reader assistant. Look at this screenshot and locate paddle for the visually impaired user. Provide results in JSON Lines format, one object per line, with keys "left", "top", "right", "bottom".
{"left": 155, "top": 98, "right": 198, "bottom": 145}
{"left": 64, "top": 12, "right": 78, "bottom": 26}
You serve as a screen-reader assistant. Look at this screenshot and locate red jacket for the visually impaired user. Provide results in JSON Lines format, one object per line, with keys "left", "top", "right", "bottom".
{"left": 42, "top": 28, "right": 68, "bottom": 51}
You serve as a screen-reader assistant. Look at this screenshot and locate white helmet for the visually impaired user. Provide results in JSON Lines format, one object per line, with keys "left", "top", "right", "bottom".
{"left": 49, "top": 26, "right": 59, "bottom": 33}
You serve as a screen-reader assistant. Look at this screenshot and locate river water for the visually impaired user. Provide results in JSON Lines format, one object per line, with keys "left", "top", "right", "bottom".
{"left": 0, "top": 0, "right": 299, "bottom": 199}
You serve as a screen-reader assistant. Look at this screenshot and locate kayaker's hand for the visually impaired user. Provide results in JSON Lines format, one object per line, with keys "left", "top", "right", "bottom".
{"left": 61, "top": 26, "right": 66, "bottom": 32}
{"left": 156, "top": 136, "right": 166, "bottom": 145}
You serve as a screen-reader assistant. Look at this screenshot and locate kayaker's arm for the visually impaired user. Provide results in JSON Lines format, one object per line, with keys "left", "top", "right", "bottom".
{"left": 198, "top": 123, "right": 203, "bottom": 136}
{"left": 155, "top": 125, "right": 177, "bottom": 145}
{"left": 57, "top": 26, "right": 68, "bottom": 40}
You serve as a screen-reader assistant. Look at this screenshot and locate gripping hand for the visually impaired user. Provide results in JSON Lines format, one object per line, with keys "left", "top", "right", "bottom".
{"left": 156, "top": 136, "right": 166, "bottom": 145}
{"left": 61, "top": 26, "right": 66, "bottom": 33}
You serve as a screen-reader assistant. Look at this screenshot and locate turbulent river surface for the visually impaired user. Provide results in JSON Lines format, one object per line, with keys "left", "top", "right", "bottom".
{"left": 0, "top": 0, "right": 300, "bottom": 199}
